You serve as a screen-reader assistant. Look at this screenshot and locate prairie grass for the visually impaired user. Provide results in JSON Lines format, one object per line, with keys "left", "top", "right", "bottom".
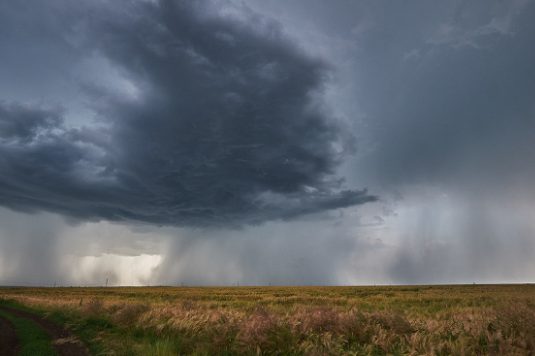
{"left": 1, "top": 284, "right": 534, "bottom": 355}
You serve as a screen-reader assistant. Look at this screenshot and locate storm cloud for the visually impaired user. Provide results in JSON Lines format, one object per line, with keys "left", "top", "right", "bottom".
{"left": 246, "top": 0, "right": 535, "bottom": 284}
{"left": 352, "top": 0, "right": 535, "bottom": 191}
{"left": 2, "top": 0, "right": 535, "bottom": 286}
{"left": 0, "top": 0, "right": 375, "bottom": 227}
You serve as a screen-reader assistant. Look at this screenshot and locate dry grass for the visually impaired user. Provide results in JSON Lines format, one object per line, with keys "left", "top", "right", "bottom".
{"left": 1, "top": 284, "right": 535, "bottom": 355}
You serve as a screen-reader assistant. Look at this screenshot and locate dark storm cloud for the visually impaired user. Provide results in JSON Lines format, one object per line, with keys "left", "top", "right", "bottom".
{"left": 0, "top": 103, "right": 61, "bottom": 141}
{"left": 0, "top": 0, "right": 375, "bottom": 227}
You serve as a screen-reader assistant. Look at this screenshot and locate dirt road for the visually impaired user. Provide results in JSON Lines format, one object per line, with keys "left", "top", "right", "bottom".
{"left": 0, "top": 315, "right": 19, "bottom": 356}
{"left": 0, "top": 305, "right": 89, "bottom": 356}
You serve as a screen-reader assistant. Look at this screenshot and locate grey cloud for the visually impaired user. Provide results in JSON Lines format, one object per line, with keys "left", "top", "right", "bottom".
{"left": 339, "top": 0, "right": 535, "bottom": 284}
{"left": 245, "top": 0, "right": 535, "bottom": 285}
{"left": 0, "top": 103, "right": 61, "bottom": 141}
{"left": 352, "top": 1, "right": 535, "bottom": 191}
{"left": 0, "top": 0, "right": 375, "bottom": 227}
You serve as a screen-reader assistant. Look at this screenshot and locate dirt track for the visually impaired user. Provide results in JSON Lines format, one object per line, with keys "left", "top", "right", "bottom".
{"left": 0, "top": 306, "right": 89, "bottom": 356}
{"left": 0, "top": 315, "right": 19, "bottom": 356}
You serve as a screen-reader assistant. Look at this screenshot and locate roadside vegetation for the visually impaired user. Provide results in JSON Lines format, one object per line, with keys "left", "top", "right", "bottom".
{"left": 1, "top": 284, "right": 534, "bottom": 355}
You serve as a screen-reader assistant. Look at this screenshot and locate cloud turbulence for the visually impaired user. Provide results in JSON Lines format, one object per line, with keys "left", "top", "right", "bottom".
{"left": 0, "top": 0, "right": 374, "bottom": 227}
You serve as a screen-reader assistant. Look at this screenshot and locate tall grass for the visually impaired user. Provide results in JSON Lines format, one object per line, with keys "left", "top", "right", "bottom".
{"left": 1, "top": 285, "right": 534, "bottom": 355}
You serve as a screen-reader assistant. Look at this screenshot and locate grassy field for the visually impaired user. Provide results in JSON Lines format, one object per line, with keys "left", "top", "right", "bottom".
{"left": 1, "top": 284, "right": 534, "bottom": 355}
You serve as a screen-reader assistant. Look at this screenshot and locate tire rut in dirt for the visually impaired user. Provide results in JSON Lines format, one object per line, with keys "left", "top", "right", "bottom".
{"left": 0, "top": 306, "right": 89, "bottom": 356}
{"left": 0, "top": 315, "right": 20, "bottom": 356}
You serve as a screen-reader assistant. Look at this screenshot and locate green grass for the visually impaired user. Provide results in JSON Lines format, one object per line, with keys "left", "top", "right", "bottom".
{"left": 0, "top": 309, "right": 57, "bottom": 356}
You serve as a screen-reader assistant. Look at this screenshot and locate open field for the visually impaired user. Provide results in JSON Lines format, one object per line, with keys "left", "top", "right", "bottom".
{"left": 1, "top": 285, "right": 535, "bottom": 355}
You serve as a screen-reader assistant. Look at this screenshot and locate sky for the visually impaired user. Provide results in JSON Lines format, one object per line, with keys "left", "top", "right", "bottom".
{"left": 1, "top": 0, "right": 535, "bottom": 286}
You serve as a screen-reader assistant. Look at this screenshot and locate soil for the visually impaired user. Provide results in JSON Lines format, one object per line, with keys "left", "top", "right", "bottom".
{"left": 0, "top": 306, "right": 89, "bottom": 356}
{"left": 0, "top": 315, "right": 19, "bottom": 356}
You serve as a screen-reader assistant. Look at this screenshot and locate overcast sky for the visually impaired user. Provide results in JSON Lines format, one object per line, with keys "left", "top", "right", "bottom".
{"left": 1, "top": 0, "right": 535, "bottom": 286}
